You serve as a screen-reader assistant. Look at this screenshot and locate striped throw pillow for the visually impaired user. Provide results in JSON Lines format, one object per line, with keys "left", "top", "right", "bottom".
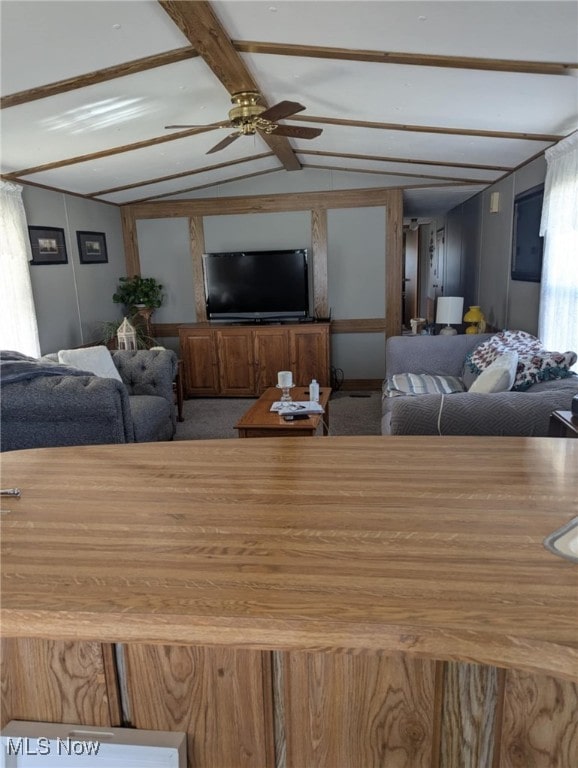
{"left": 385, "top": 373, "right": 465, "bottom": 398}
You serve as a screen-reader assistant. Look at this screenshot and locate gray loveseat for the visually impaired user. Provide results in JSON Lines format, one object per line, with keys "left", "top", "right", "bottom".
{"left": 381, "top": 334, "right": 578, "bottom": 436}
{"left": 1, "top": 348, "right": 178, "bottom": 452}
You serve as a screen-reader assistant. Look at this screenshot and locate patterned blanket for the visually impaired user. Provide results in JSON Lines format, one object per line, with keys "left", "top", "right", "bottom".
{"left": 464, "top": 330, "right": 577, "bottom": 391}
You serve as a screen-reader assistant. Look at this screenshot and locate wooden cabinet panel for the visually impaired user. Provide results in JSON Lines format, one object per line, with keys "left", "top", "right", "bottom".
{"left": 254, "top": 327, "right": 290, "bottom": 393}
{"left": 499, "top": 669, "right": 578, "bottom": 768}
{"left": 440, "top": 662, "right": 501, "bottom": 768}
{"left": 280, "top": 651, "right": 438, "bottom": 768}
{"left": 179, "top": 323, "right": 330, "bottom": 396}
{"left": 216, "top": 328, "right": 255, "bottom": 395}
{"left": 289, "top": 325, "right": 329, "bottom": 386}
{"left": 123, "top": 644, "right": 274, "bottom": 768}
{"left": 0, "top": 638, "right": 119, "bottom": 728}
{"left": 180, "top": 328, "right": 218, "bottom": 396}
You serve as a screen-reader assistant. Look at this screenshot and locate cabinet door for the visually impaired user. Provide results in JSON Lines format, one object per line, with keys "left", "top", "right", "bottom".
{"left": 289, "top": 325, "right": 330, "bottom": 386}
{"left": 216, "top": 328, "right": 255, "bottom": 396}
{"left": 180, "top": 329, "right": 219, "bottom": 396}
{"left": 254, "top": 327, "right": 290, "bottom": 394}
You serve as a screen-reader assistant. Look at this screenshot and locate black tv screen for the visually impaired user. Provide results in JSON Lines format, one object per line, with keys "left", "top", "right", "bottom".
{"left": 203, "top": 249, "right": 309, "bottom": 320}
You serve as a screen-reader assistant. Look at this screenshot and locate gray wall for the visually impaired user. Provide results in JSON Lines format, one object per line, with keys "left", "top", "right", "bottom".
{"left": 23, "top": 186, "right": 125, "bottom": 354}
{"left": 444, "top": 156, "right": 545, "bottom": 333}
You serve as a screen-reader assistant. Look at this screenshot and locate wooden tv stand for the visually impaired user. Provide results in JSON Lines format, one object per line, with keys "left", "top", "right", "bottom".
{"left": 178, "top": 321, "right": 330, "bottom": 397}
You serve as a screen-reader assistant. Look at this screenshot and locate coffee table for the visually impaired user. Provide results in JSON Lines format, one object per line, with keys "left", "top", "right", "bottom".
{"left": 235, "top": 385, "right": 331, "bottom": 438}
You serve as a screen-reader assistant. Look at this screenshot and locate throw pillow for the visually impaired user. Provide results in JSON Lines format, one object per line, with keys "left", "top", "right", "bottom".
{"left": 468, "top": 351, "right": 518, "bottom": 393}
{"left": 385, "top": 373, "right": 465, "bottom": 397}
{"left": 58, "top": 346, "right": 123, "bottom": 382}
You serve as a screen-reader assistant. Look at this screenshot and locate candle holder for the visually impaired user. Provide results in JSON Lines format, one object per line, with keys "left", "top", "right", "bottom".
{"left": 276, "top": 384, "right": 294, "bottom": 403}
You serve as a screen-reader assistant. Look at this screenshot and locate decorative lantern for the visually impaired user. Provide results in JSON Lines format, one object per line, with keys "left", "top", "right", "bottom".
{"left": 117, "top": 317, "right": 137, "bottom": 350}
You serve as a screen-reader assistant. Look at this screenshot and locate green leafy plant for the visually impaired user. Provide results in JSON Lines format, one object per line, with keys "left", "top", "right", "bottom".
{"left": 112, "top": 275, "right": 164, "bottom": 309}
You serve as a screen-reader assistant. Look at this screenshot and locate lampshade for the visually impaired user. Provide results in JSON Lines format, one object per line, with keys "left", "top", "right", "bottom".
{"left": 436, "top": 297, "right": 464, "bottom": 326}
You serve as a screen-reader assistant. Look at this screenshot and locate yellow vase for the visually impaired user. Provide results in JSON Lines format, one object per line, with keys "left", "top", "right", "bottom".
{"left": 463, "top": 305, "right": 485, "bottom": 334}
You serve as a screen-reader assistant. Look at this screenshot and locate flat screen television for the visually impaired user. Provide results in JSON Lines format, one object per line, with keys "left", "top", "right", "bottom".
{"left": 203, "top": 248, "right": 309, "bottom": 321}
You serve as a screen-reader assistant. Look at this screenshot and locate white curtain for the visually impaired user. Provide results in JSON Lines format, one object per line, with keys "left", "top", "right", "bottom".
{"left": 539, "top": 131, "right": 578, "bottom": 366}
{"left": 0, "top": 181, "right": 41, "bottom": 357}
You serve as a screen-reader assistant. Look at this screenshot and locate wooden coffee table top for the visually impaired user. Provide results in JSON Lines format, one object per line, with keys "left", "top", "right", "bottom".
{"left": 235, "top": 386, "right": 331, "bottom": 436}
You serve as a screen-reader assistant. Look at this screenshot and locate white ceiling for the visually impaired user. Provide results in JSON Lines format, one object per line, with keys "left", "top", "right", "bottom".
{"left": 1, "top": 0, "right": 577, "bottom": 218}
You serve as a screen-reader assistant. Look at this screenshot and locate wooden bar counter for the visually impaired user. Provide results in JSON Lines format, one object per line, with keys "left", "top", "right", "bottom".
{"left": 1, "top": 437, "right": 577, "bottom": 767}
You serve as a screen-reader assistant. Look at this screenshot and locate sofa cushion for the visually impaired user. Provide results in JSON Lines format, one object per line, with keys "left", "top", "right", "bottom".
{"left": 468, "top": 351, "right": 518, "bottom": 393}
{"left": 129, "top": 395, "right": 174, "bottom": 442}
{"left": 385, "top": 373, "right": 465, "bottom": 397}
{"left": 58, "top": 346, "right": 123, "bottom": 382}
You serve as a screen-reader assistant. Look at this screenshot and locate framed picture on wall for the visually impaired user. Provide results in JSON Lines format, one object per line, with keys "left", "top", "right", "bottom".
{"left": 28, "top": 226, "right": 68, "bottom": 265}
{"left": 77, "top": 231, "right": 108, "bottom": 264}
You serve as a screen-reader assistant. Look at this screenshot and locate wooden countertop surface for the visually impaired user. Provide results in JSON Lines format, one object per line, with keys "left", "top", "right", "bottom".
{"left": 1, "top": 437, "right": 577, "bottom": 681}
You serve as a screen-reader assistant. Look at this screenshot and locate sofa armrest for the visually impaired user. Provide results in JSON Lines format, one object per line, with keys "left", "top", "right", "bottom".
{"left": 112, "top": 349, "right": 178, "bottom": 404}
{"left": 0, "top": 375, "right": 134, "bottom": 451}
{"left": 386, "top": 384, "right": 578, "bottom": 436}
{"left": 385, "top": 334, "right": 492, "bottom": 378}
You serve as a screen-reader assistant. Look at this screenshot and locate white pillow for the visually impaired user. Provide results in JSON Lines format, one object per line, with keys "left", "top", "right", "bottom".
{"left": 468, "top": 351, "right": 518, "bottom": 394}
{"left": 58, "top": 346, "right": 123, "bottom": 382}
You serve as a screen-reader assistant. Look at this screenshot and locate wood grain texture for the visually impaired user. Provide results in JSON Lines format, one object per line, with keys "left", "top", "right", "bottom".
{"left": 299, "top": 148, "right": 511, "bottom": 172}
{"left": 120, "top": 206, "right": 139, "bottom": 277}
{"left": 499, "top": 669, "right": 578, "bottom": 768}
{"left": 1, "top": 437, "right": 577, "bottom": 681}
{"left": 232, "top": 40, "right": 576, "bottom": 76}
{"left": 440, "top": 662, "right": 501, "bottom": 768}
{"left": 311, "top": 209, "right": 328, "bottom": 318}
{"left": 157, "top": 0, "right": 300, "bottom": 172}
{"left": 386, "top": 190, "right": 403, "bottom": 339}
{"left": 1, "top": 48, "right": 198, "bottom": 110}
{"left": 282, "top": 651, "right": 437, "bottom": 767}
{"left": 0, "top": 638, "right": 117, "bottom": 728}
{"left": 189, "top": 216, "right": 207, "bottom": 322}
{"left": 124, "top": 644, "right": 274, "bottom": 768}
{"left": 125, "top": 186, "right": 400, "bottom": 218}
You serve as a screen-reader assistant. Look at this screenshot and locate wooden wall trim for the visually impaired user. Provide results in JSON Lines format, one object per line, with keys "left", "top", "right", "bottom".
{"left": 190, "top": 217, "right": 207, "bottom": 322}
{"left": 385, "top": 190, "right": 403, "bottom": 339}
{"left": 120, "top": 207, "right": 139, "bottom": 276}
{"left": 311, "top": 209, "right": 328, "bottom": 318}
{"left": 127, "top": 186, "right": 402, "bottom": 344}
{"left": 124, "top": 187, "right": 400, "bottom": 219}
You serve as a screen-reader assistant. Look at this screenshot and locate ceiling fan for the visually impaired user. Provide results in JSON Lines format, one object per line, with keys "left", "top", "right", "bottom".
{"left": 165, "top": 91, "right": 323, "bottom": 154}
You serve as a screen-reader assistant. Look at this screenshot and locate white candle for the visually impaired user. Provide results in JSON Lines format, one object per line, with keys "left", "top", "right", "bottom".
{"left": 278, "top": 371, "right": 293, "bottom": 388}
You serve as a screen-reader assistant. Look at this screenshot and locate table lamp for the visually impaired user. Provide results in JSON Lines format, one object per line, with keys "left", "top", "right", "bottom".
{"left": 436, "top": 297, "right": 464, "bottom": 335}
{"left": 463, "top": 305, "right": 485, "bottom": 334}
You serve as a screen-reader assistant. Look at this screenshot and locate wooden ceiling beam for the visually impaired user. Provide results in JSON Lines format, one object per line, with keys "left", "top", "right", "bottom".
{"left": 299, "top": 149, "right": 510, "bottom": 172}
{"left": 157, "top": 0, "right": 301, "bottom": 171}
{"left": 89, "top": 152, "right": 274, "bottom": 197}
{"left": 289, "top": 115, "right": 563, "bottom": 143}
{"left": 0, "top": 48, "right": 198, "bottom": 110}
{"left": 300, "top": 162, "right": 492, "bottom": 185}
{"left": 234, "top": 41, "right": 578, "bottom": 76}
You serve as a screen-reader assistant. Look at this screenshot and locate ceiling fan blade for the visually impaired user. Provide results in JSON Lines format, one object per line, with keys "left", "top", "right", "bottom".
{"left": 270, "top": 125, "right": 323, "bottom": 140}
{"left": 259, "top": 100, "right": 306, "bottom": 122}
{"left": 206, "top": 132, "right": 240, "bottom": 154}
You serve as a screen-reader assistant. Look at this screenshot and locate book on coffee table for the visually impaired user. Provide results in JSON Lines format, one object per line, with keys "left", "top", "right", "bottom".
{"left": 270, "top": 401, "right": 324, "bottom": 415}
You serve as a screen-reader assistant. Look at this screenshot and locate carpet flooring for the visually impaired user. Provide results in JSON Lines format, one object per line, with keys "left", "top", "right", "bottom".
{"left": 175, "top": 391, "right": 382, "bottom": 440}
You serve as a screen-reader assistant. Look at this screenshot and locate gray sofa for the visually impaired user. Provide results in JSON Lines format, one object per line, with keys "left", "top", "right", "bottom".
{"left": 1, "top": 348, "right": 178, "bottom": 452}
{"left": 382, "top": 334, "right": 578, "bottom": 436}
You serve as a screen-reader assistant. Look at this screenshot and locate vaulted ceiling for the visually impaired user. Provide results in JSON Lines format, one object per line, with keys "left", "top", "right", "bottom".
{"left": 1, "top": 1, "right": 577, "bottom": 218}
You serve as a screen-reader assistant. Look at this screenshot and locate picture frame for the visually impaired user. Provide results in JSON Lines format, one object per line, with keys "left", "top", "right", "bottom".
{"left": 28, "top": 226, "right": 68, "bottom": 265}
{"left": 511, "top": 184, "right": 544, "bottom": 282}
{"left": 77, "top": 230, "right": 108, "bottom": 264}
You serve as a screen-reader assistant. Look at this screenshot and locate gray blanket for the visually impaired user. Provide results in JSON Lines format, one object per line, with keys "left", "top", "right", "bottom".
{"left": 0, "top": 350, "right": 92, "bottom": 385}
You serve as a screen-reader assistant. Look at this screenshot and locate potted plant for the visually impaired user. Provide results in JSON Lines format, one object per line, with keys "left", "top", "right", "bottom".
{"left": 112, "top": 275, "right": 164, "bottom": 311}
